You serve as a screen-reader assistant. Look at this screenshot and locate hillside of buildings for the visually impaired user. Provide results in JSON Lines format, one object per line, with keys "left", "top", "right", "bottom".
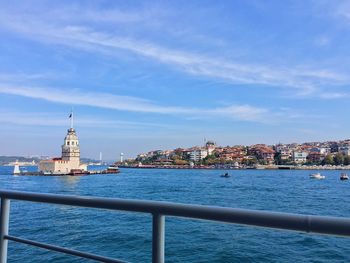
{"left": 124, "top": 139, "right": 350, "bottom": 168}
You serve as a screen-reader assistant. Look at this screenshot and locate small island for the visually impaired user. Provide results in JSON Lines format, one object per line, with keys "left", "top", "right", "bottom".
{"left": 14, "top": 112, "right": 119, "bottom": 176}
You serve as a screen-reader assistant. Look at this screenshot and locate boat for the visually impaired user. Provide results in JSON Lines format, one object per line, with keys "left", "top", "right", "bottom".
{"left": 102, "top": 165, "right": 120, "bottom": 174}
{"left": 340, "top": 173, "right": 349, "bottom": 180}
{"left": 309, "top": 173, "right": 325, "bottom": 179}
{"left": 220, "top": 172, "right": 230, "bottom": 178}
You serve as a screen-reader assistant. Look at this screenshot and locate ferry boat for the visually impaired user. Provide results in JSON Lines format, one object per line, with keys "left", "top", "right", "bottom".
{"left": 102, "top": 165, "right": 120, "bottom": 174}
{"left": 309, "top": 173, "right": 325, "bottom": 179}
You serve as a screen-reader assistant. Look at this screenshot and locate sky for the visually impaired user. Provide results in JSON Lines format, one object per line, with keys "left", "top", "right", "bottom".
{"left": 1, "top": 0, "right": 350, "bottom": 160}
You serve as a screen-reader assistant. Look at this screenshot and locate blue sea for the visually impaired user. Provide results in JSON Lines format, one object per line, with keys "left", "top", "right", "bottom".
{"left": 1, "top": 166, "right": 350, "bottom": 262}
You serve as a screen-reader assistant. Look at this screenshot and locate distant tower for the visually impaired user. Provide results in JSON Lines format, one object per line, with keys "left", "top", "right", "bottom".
{"left": 120, "top": 153, "right": 124, "bottom": 162}
{"left": 38, "top": 110, "right": 87, "bottom": 174}
{"left": 205, "top": 140, "right": 216, "bottom": 155}
{"left": 61, "top": 128, "right": 80, "bottom": 163}
{"left": 61, "top": 110, "right": 80, "bottom": 165}
{"left": 99, "top": 152, "right": 102, "bottom": 163}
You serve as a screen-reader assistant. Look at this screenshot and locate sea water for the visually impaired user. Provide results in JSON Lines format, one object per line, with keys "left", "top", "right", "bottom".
{"left": 0, "top": 166, "right": 349, "bottom": 262}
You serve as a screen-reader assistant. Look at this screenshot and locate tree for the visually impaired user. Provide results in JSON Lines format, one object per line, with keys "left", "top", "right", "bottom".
{"left": 334, "top": 153, "right": 345, "bottom": 165}
{"left": 344, "top": 155, "right": 350, "bottom": 165}
{"left": 274, "top": 152, "right": 282, "bottom": 165}
{"left": 173, "top": 159, "right": 188, "bottom": 165}
{"left": 243, "top": 157, "right": 258, "bottom": 166}
{"left": 322, "top": 154, "right": 334, "bottom": 165}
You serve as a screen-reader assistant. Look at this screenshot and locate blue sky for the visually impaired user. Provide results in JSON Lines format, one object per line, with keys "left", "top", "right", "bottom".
{"left": 1, "top": 0, "right": 350, "bottom": 160}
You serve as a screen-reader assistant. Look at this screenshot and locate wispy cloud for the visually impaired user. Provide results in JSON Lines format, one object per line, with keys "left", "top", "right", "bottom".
{"left": 0, "top": 83, "right": 270, "bottom": 122}
{"left": 0, "top": 111, "right": 181, "bottom": 130}
{"left": 318, "top": 91, "right": 350, "bottom": 99}
{"left": 0, "top": 9, "right": 347, "bottom": 95}
{"left": 336, "top": 0, "right": 350, "bottom": 21}
{"left": 0, "top": 73, "right": 54, "bottom": 81}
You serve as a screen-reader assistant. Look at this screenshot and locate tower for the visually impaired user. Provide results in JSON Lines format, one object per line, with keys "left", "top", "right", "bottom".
{"left": 62, "top": 109, "right": 80, "bottom": 163}
{"left": 38, "top": 110, "right": 87, "bottom": 174}
{"left": 61, "top": 128, "right": 80, "bottom": 163}
{"left": 120, "top": 153, "right": 124, "bottom": 162}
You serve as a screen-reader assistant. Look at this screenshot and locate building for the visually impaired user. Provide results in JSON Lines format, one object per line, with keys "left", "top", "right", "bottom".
{"left": 38, "top": 114, "right": 87, "bottom": 174}
{"left": 309, "top": 147, "right": 330, "bottom": 155}
{"left": 217, "top": 146, "right": 246, "bottom": 163}
{"left": 249, "top": 145, "right": 275, "bottom": 164}
{"left": 339, "top": 145, "right": 350, "bottom": 156}
{"left": 280, "top": 150, "right": 292, "bottom": 161}
{"left": 205, "top": 141, "right": 216, "bottom": 155}
{"left": 307, "top": 152, "right": 324, "bottom": 163}
{"left": 292, "top": 151, "right": 308, "bottom": 163}
{"left": 189, "top": 148, "right": 208, "bottom": 162}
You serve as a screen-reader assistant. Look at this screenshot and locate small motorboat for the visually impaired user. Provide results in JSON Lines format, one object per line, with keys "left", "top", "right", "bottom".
{"left": 309, "top": 173, "right": 325, "bottom": 179}
{"left": 340, "top": 173, "right": 349, "bottom": 180}
{"left": 220, "top": 172, "right": 230, "bottom": 178}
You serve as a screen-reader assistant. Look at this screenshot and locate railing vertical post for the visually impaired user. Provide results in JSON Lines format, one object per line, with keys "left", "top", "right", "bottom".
{"left": 0, "top": 198, "right": 10, "bottom": 263}
{"left": 152, "top": 213, "right": 165, "bottom": 263}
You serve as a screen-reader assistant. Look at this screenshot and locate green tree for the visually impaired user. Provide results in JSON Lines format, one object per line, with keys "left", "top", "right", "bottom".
{"left": 344, "top": 155, "right": 350, "bottom": 165}
{"left": 334, "top": 153, "right": 345, "bottom": 165}
{"left": 322, "top": 154, "right": 334, "bottom": 165}
{"left": 243, "top": 157, "right": 258, "bottom": 166}
{"left": 274, "top": 152, "right": 282, "bottom": 165}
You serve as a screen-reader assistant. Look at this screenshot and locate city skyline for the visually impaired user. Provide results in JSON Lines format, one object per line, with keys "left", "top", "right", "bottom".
{"left": 1, "top": 1, "right": 350, "bottom": 159}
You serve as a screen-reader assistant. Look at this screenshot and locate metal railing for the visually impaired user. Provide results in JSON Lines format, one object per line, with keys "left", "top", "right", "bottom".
{"left": 1, "top": 190, "right": 350, "bottom": 263}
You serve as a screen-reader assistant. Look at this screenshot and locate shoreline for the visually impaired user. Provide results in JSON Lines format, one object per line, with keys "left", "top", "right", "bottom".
{"left": 119, "top": 165, "right": 350, "bottom": 170}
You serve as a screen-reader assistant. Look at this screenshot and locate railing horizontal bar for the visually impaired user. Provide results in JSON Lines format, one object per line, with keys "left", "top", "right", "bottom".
{"left": 4, "top": 235, "right": 126, "bottom": 263}
{"left": 1, "top": 190, "right": 350, "bottom": 237}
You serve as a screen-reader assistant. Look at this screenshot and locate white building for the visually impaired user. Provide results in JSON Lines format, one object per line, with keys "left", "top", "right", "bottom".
{"left": 309, "top": 147, "right": 330, "bottom": 155}
{"left": 292, "top": 151, "right": 308, "bottom": 163}
{"left": 189, "top": 148, "right": 208, "bottom": 162}
{"left": 38, "top": 114, "right": 87, "bottom": 174}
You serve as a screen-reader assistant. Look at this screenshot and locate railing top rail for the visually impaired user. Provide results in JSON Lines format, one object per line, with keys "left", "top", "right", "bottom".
{"left": 1, "top": 189, "right": 350, "bottom": 237}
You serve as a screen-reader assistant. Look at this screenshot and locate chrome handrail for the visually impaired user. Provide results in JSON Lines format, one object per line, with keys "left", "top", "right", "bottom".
{"left": 1, "top": 190, "right": 350, "bottom": 263}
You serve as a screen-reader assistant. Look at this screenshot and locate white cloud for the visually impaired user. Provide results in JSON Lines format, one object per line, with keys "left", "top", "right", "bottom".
{"left": 0, "top": 10, "right": 347, "bottom": 95}
{"left": 319, "top": 91, "right": 350, "bottom": 99}
{"left": 0, "top": 83, "right": 269, "bottom": 122}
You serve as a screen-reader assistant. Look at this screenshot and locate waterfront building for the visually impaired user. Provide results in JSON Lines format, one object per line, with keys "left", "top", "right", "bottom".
{"left": 38, "top": 113, "right": 87, "bottom": 174}
{"left": 292, "top": 151, "right": 308, "bottom": 163}
{"left": 309, "top": 147, "right": 330, "bottom": 155}
{"left": 280, "top": 150, "right": 292, "bottom": 161}
{"left": 249, "top": 145, "right": 275, "bottom": 164}
{"left": 189, "top": 148, "right": 208, "bottom": 162}
{"left": 217, "top": 146, "right": 246, "bottom": 163}
{"left": 307, "top": 152, "right": 324, "bottom": 163}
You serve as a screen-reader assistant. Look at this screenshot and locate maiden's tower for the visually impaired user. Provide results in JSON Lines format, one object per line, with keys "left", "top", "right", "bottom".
{"left": 38, "top": 112, "right": 87, "bottom": 174}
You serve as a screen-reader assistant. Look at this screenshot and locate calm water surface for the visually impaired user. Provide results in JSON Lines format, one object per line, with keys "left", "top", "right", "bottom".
{"left": 1, "top": 166, "right": 350, "bottom": 262}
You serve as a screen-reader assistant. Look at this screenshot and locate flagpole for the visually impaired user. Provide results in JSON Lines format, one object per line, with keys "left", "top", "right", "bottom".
{"left": 70, "top": 110, "right": 74, "bottom": 129}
